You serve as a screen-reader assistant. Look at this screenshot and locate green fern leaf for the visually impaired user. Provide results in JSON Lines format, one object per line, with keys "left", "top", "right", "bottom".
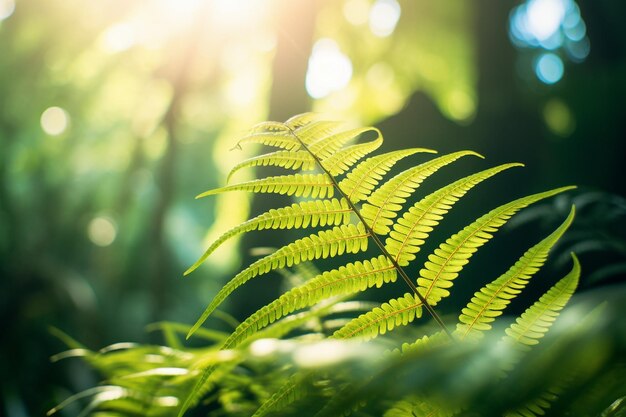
{"left": 196, "top": 173, "right": 334, "bottom": 199}
{"left": 417, "top": 186, "right": 575, "bottom": 308}
{"left": 249, "top": 120, "right": 291, "bottom": 133}
{"left": 188, "top": 223, "right": 370, "bottom": 337}
{"left": 180, "top": 297, "right": 352, "bottom": 417}
{"left": 227, "top": 150, "right": 316, "bottom": 182}
{"left": 285, "top": 112, "right": 326, "bottom": 130}
{"left": 221, "top": 255, "right": 396, "bottom": 349}
{"left": 320, "top": 129, "right": 384, "bottom": 176}
{"left": 455, "top": 206, "right": 575, "bottom": 341}
{"left": 333, "top": 187, "right": 574, "bottom": 341}
{"left": 385, "top": 163, "right": 522, "bottom": 267}
{"left": 251, "top": 373, "right": 310, "bottom": 417}
{"left": 503, "top": 253, "right": 580, "bottom": 347}
{"left": 292, "top": 119, "right": 345, "bottom": 146}
{"left": 184, "top": 198, "right": 352, "bottom": 275}
{"left": 384, "top": 397, "right": 458, "bottom": 417}
{"left": 504, "top": 389, "right": 560, "bottom": 417}
{"left": 235, "top": 121, "right": 300, "bottom": 150}
{"left": 399, "top": 330, "right": 450, "bottom": 355}
{"left": 338, "top": 149, "right": 436, "bottom": 204}
{"left": 333, "top": 293, "right": 422, "bottom": 340}
{"left": 308, "top": 126, "right": 378, "bottom": 160}
{"left": 361, "top": 150, "right": 483, "bottom": 235}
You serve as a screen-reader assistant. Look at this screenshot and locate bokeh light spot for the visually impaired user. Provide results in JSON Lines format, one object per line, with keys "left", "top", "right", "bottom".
{"left": 305, "top": 38, "right": 353, "bottom": 99}
{"left": 566, "top": 36, "right": 590, "bottom": 62}
{"left": 544, "top": 98, "right": 575, "bottom": 136}
{"left": 366, "top": 62, "right": 395, "bottom": 87}
{"left": 509, "top": 0, "right": 589, "bottom": 82}
{"left": 100, "top": 22, "right": 137, "bottom": 53}
{"left": 0, "top": 0, "right": 15, "bottom": 21}
{"left": 226, "top": 70, "right": 259, "bottom": 108}
{"left": 293, "top": 340, "right": 352, "bottom": 368}
{"left": 525, "top": 0, "right": 566, "bottom": 41}
{"left": 40, "top": 107, "right": 70, "bottom": 136}
{"left": 369, "top": 0, "right": 401, "bottom": 38}
{"left": 211, "top": 0, "right": 268, "bottom": 31}
{"left": 445, "top": 90, "right": 476, "bottom": 122}
{"left": 535, "top": 53, "right": 564, "bottom": 84}
{"left": 343, "top": 0, "right": 370, "bottom": 26}
{"left": 154, "top": 397, "right": 179, "bottom": 407}
{"left": 88, "top": 216, "right": 117, "bottom": 247}
{"left": 564, "top": 19, "right": 585, "bottom": 42}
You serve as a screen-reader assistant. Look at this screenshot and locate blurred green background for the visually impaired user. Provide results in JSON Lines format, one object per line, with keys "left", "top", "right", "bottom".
{"left": 1, "top": 0, "right": 625, "bottom": 415}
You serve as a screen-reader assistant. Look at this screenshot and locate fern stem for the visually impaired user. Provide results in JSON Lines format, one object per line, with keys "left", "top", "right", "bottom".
{"left": 287, "top": 127, "right": 454, "bottom": 339}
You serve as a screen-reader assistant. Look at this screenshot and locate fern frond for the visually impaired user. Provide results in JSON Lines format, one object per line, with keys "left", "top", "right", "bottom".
{"left": 398, "top": 331, "right": 450, "bottom": 355}
{"left": 253, "top": 296, "right": 350, "bottom": 341}
{"left": 505, "top": 388, "right": 560, "bottom": 417}
{"left": 196, "top": 173, "right": 334, "bottom": 199}
{"left": 251, "top": 373, "right": 311, "bottom": 417}
{"left": 361, "top": 150, "right": 483, "bottom": 235}
{"left": 333, "top": 293, "right": 422, "bottom": 340}
{"left": 333, "top": 187, "right": 574, "bottom": 342}
{"left": 235, "top": 126, "right": 300, "bottom": 150}
{"left": 221, "top": 256, "right": 396, "bottom": 349}
{"left": 309, "top": 126, "right": 377, "bottom": 160}
{"left": 320, "top": 129, "right": 383, "bottom": 176}
{"left": 184, "top": 199, "right": 352, "bottom": 275}
{"left": 384, "top": 397, "right": 458, "bottom": 417}
{"left": 249, "top": 120, "right": 290, "bottom": 133}
{"left": 285, "top": 112, "right": 322, "bottom": 128}
{"left": 293, "top": 120, "right": 345, "bottom": 146}
{"left": 385, "top": 163, "right": 522, "bottom": 267}
{"left": 338, "top": 149, "right": 436, "bottom": 204}
{"left": 503, "top": 253, "right": 580, "bottom": 348}
{"left": 227, "top": 150, "right": 316, "bottom": 182}
{"left": 417, "top": 186, "right": 575, "bottom": 308}
{"left": 188, "top": 223, "right": 370, "bottom": 337}
{"left": 180, "top": 296, "right": 351, "bottom": 417}
{"left": 455, "top": 206, "right": 576, "bottom": 341}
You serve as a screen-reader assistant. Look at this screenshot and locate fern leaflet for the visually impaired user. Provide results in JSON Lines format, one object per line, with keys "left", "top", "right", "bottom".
{"left": 385, "top": 163, "right": 522, "bottom": 266}
{"left": 227, "top": 150, "right": 316, "bottom": 182}
{"left": 319, "top": 129, "right": 383, "bottom": 175}
{"left": 332, "top": 187, "right": 573, "bottom": 341}
{"left": 184, "top": 198, "right": 352, "bottom": 275}
{"left": 503, "top": 253, "right": 580, "bottom": 348}
{"left": 455, "top": 206, "right": 575, "bottom": 341}
{"left": 196, "top": 173, "right": 334, "bottom": 199}
{"left": 188, "top": 223, "right": 369, "bottom": 337}
{"left": 333, "top": 293, "right": 423, "bottom": 340}
{"left": 417, "top": 186, "right": 575, "bottom": 308}
{"left": 295, "top": 120, "right": 344, "bottom": 142}
{"left": 361, "top": 150, "right": 482, "bottom": 235}
{"left": 338, "top": 148, "right": 435, "bottom": 204}
{"left": 309, "top": 126, "right": 378, "bottom": 159}
{"left": 221, "top": 255, "right": 396, "bottom": 350}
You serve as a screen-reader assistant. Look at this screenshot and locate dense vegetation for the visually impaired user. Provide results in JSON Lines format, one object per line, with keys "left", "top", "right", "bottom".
{"left": 2, "top": 1, "right": 625, "bottom": 415}
{"left": 48, "top": 115, "right": 626, "bottom": 416}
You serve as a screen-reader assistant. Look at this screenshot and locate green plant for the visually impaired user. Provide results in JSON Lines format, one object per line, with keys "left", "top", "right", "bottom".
{"left": 50, "top": 114, "right": 626, "bottom": 417}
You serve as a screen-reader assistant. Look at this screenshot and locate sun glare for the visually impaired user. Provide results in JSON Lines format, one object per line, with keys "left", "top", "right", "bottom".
{"left": 100, "top": 22, "right": 137, "bottom": 53}
{"left": 305, "top": 38, "right": 353, "bottom": 99}
{"left": 211, "top": 0, "right": 268, "bottom": 30}
{"left": 96, "top": 0, "right": 272, "bottom": 55}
